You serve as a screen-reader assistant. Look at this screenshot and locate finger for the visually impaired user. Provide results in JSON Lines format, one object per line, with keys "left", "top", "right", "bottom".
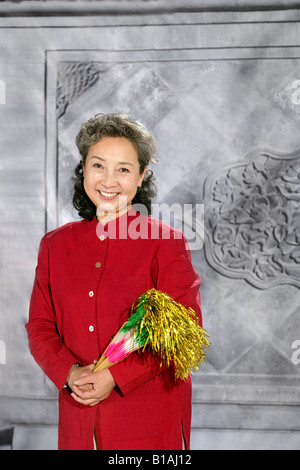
{"left": 79, "top": 364, "right": 94, "bottom": 375}
{"left": 89, "top": 401, "right": 100, "bottom": 407}
{"left": 76, "top": 384, "right": 93, "bottom": 392}
{"left": 74, "top": 373, "right": 95, "bottom": 387}
{"left": 71, "top": 392, "right": 99, "bottom": 406}
{"left": 73, "top": 384, "right": 98, "bottom": 400}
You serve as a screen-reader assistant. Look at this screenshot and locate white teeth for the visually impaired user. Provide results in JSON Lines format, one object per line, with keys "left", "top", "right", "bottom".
{"left": 100, "top": 191, "right": 118, "bottom": 198}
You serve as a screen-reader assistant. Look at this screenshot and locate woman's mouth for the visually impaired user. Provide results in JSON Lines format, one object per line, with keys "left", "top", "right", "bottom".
{"left": 98, "top": 190, "right": 119, "bottom": 201}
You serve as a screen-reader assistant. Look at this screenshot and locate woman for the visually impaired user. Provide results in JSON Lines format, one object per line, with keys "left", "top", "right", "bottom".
{"left": 26, "top": 113, "right": 202, "bottom": 450}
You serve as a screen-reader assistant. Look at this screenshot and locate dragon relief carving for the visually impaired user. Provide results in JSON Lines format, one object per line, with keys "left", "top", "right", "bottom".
{"left": 204, "top": 150, "right": 300, "bottom": 289}
{"left": 56, "top": 62, "right": 101, "bottom": 118}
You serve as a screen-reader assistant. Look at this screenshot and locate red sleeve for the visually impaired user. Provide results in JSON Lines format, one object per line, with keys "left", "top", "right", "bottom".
{"left": 110, "top": 229, "right": 202, "bottom": 395}
{"left": 25, "top": 236, "right": 78, "bottom": 390}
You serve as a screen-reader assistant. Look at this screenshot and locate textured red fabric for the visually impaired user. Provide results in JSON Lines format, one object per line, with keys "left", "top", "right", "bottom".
{"left": 26, "top": 208, "right": 202, "bottom": 450}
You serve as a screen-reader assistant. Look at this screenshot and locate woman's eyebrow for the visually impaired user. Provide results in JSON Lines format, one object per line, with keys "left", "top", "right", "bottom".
{"left": 90, "top": 156, "right": 134, "bottom": 167}
{"left": 118, "top": 161, "right": 134, "bottom": 167}
{"left": 90, "top": 155, "right": 105, "bottom": 161}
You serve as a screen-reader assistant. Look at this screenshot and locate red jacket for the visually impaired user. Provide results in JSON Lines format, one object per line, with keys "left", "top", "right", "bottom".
{"left": 26, "top": 208, "right": 202, "bottom": 450}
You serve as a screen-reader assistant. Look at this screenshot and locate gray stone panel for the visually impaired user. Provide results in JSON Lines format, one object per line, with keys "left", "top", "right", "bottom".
{"left": 0, "top": 1, "right": 300, "bottom": 449}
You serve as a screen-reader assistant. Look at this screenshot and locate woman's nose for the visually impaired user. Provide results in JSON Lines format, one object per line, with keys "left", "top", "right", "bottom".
{"left": 100, "top": 170, "right": 117, "bottom": 188}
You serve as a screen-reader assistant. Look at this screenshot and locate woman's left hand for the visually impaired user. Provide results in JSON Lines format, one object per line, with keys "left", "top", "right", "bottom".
{"left": 71, "top": 366, "right": 116, "bottom": 406}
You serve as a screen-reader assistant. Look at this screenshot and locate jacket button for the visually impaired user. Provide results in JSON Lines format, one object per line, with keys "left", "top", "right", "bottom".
{"left": 89, "top": 290, "right": 94, "bottom": 297}
{"left": 95, "top": 262, "right": 101, "bottom": 268}
{"left": 89, "top": 325, "right": 94, "bottom": 332}
{"left": 99, "top": 235, "right": 106, "bottom": 241}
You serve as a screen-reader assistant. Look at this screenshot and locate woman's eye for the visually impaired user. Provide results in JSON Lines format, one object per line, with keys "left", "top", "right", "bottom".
{"left": 93, "top": 163, "right": 103, "bottom": 169}
{"left": 119, "top": 168, "right": 129, "bottom": 173}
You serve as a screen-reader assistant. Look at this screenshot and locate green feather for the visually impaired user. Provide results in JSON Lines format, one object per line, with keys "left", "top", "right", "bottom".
{"left": 120, "top": 294, "right": 151, "bottom": 347}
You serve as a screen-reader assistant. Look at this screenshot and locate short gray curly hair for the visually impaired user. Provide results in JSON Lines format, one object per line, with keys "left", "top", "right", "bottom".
{"left": 73, "top": 113, "right": 158, "bottom": 219}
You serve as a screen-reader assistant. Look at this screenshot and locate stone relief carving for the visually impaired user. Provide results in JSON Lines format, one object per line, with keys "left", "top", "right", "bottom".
{"left": 204, "top": 149, "right": 300, "bottom": 289}
{"left": 54, "top": 59, "right": 300, "bottom": 291}
{"left": 56, "top": 62, "right": 101, "bottom": 118}
{"left": 274, "top": 77, "right": 300, "bottom": 120}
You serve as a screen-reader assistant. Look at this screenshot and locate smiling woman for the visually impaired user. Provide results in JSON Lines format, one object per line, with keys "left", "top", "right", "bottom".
{"left": 82, "top": 136, "right": 148, "bottom": 224}
{"left": 73, "top": 113, "right": 157, "bottom": 220}
{"left": 26, "top": 112, "right": 202, "bottom": 450}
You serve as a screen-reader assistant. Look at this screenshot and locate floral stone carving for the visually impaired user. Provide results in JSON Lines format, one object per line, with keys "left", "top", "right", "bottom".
{"left": 204, "top": 149, "right": 300, "bottom": 289}
{"left": 56, "top": 62, "right": 101, "bottom": 118}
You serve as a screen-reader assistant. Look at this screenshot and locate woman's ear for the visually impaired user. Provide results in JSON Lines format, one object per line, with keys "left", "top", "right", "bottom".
{"left": 81, "top": 159, "right": 85, "bottom": 177}
{"left": 138, "top": 166, "right": 148, "bottom": 187}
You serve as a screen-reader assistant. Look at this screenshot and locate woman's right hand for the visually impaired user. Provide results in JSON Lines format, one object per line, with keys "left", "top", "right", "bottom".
{"left": 66, "top": 363, "right": 95, "bottom": 393}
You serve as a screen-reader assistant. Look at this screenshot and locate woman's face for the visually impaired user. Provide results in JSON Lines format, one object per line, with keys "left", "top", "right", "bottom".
{"left": 83, "top": 136, "right": 147, "bottom": 222}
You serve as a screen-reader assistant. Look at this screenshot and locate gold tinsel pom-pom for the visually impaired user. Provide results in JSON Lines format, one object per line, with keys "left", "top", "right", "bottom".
{"left": 133, "top": 289, "right": 210, "bottom": 380}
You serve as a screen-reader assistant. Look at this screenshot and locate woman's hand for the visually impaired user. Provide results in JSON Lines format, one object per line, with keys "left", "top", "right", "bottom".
{"left": 66, "top": 363, "right": 95, "bottom": 393}
{"left": 70, "top": 367, "right": 116, "bottom": 406}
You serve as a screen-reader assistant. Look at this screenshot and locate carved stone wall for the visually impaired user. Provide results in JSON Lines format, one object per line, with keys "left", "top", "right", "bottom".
{"left": 205, "top": 149, "right": 300, "bottom": 289}
{"left": 1, "top": 2, "right": 300, "bottom": 449}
